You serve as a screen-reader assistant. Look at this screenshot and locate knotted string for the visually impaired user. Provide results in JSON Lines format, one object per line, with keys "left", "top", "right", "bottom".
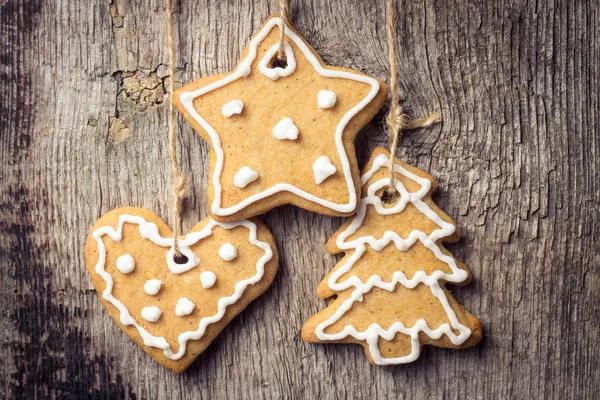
{"left": 385, "top": 0, "right": 441, "bottom": 195}
{"left": 278, "top": 0, "right": 290, "bottom": 60}
{"left": 166, "top": 0, "right": 187, "bottom": 256}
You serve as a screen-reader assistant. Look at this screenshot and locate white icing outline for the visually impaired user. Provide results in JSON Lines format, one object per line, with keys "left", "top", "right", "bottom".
{"left": 179, "top": 17, "right": 381, "bottom": 216}
{"left": 315, "top": 155, "right": 473, "bottom": 364}
{"left": 92, "top": 214, "right": 273, "bottom": 360}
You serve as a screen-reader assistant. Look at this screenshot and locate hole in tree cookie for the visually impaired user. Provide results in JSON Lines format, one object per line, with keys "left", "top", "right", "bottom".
{"left": 258, "top": 42, "right": 296, "bottom": 80}
{"left": 381, "top": 187, "right": 401, "bottom": 205}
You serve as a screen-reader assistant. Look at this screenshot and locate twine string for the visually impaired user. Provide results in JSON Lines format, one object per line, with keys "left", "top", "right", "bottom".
{"left": 278, "top": 0, "right": 290, "bottom": 60}
{"left": 166, "top": 0, "right": 187, "bottom": 256}
{"left": 385, "top": 0, "right": 405, "bottom": 195}
{"left": 385, "top": 0, "right": 441, "bottom": 195}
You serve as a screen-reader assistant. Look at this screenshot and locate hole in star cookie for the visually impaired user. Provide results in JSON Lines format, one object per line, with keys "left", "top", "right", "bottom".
{"left": 173, "top": 253, "right": 189, "bottom": 265}
{"left": 270, "top": 56, "right": 288, "bottom": 69}
{"left": 259, "top": 42, "right": 296, "bottom": 80}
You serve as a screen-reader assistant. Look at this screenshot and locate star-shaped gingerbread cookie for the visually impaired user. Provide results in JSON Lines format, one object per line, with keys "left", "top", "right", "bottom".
{"left": 174, "top": 15, "right": 388, "bottom": 222}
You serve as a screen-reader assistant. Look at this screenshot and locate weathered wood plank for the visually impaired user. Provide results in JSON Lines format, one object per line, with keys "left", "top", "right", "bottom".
{"left": 1, "top": 0, "right": 598, "bottom": 398}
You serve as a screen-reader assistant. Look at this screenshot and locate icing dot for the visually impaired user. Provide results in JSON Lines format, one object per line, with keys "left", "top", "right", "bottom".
{"left": 200, "top": 271, "right": 217, "bottom": 289}
{"left": 313, "top": 156, "right": 337, "bottom": 184}
{"left": 116, "top": 254, "right": 135, "bottom": 274}
{"left": 273, "top": 117, "right": 299, "bottom": 140}
{"left": 144, "top": 279, "right": 162, "bottom": 295}
{"left": 234, "top": 166, "right": 259, "bottom": 188}
{"left": 222, "top": 100, "right": 244, "bottom": 117}
{"left": 318, "top": 90, "right": 337, "bottom": 109}
{"left": 218, "top": 243, "right": 238, "bottom": 261}
{"left": 141, "top": 306, "right": 162, "bottom": 322}
{"left": 175, "top": 298, "right": 196, "bottom": 317}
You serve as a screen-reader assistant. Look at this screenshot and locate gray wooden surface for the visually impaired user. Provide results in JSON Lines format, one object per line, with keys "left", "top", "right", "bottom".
{"left": 1, "top": 0, "right": 599, "bottom": 398}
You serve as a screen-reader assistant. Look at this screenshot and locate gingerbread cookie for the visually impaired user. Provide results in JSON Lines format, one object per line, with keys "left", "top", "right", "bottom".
{"left": 302, "top": 147, "right": 481, "bottom": 364}
{"left": 85, "top": 207, "right": 278, "bottom": 372}
{"left": 173, "top": 15, "right": 388, "bottom": 222}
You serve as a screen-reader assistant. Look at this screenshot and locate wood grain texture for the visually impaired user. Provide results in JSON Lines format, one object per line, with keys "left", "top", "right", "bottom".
{"left": 1, "top": 0, "right": 598, "bottom": 398}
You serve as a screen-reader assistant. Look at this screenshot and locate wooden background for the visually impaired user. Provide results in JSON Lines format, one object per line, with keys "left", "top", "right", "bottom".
{"left": 1, "top": 0, "right": 598, "bottom": 398}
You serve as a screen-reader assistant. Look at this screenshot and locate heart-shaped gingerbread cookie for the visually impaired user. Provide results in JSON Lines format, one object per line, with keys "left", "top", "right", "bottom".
{"left": 84, "top": 207, "right": 278, "bottom": 372}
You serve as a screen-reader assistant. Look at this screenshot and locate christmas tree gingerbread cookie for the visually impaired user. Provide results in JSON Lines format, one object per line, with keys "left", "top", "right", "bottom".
{"left": 84, "top": 207, "right": 278, "bottom": 372}
{"left": 173, "top": 15, "right": 388, "bottom": 222}
{"left": 302, "top": 147, "right": 482, "bottom": 364}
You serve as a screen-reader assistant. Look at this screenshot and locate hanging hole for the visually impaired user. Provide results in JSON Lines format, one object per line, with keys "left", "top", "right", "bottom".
{"left": 270, "top": 55, "right": 288, "bottom": 69}
{"left": 381, "top": 187, "right": 400, "bottom": 204}
{"left": 173, "top": 253, "right": 189, "bottom": 265}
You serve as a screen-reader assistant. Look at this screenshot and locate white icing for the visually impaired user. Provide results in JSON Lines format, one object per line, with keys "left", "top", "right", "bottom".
{"left": 218, "top": 243, "right": 237, "bottom": 261}
{"left": 92, "top": 214, "right": 274, "bottom": 360}
{"left": 258, "top": 41, "right": 296, "bottom": 80}
{"left": 141, "top": 306, "right": 162, "bottom": 322}
{"left": 175, "top": 298, "right": 196, "bottom": 317}
{"left": 272, "top": 117, "right": 299, "bottom": 140}
{"left": 222, "top": 100, "right": 244, "bottom": 117}
{"left": 312, "top": 156, "right": 337, "bottom": 184}
{"left": 179, "top": 17, "right": 381, "bottom": 216}
{"left": 318, "top": 90, "right": 337, "bottom": 109}
{"left": 234, "top": 166, "right": 259, "bottom": 188}
{"left": 200, "top": 271, "right": 217, "bottom": 289}
{"left": 144, "top": 279, "right": 162, "bottom": 295}
{"left": 116, "top": 254, "right": 135, "bottom": 274}
{"left": 315, "top": 155, "right": 473, "bottom": 365}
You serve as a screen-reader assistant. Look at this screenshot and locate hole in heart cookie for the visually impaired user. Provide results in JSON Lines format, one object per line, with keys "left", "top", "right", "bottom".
{"left": 173, "top": 253, "right": 189, "bottom": 265}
